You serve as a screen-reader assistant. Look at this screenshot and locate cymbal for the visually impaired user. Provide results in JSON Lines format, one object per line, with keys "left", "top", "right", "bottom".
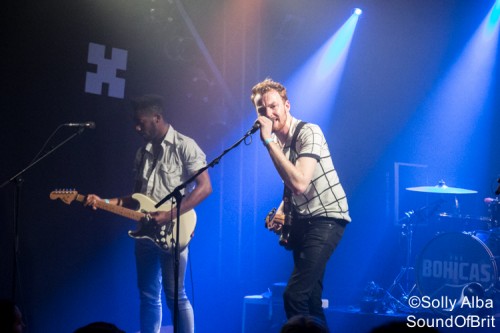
{"left": 406, "top": 180, "right": 477, "bottom": 194}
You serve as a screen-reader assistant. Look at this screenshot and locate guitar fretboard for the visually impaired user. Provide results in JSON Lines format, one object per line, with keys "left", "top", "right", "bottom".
{"left": 75, "top": 194, "right": 145, "bottom": 221}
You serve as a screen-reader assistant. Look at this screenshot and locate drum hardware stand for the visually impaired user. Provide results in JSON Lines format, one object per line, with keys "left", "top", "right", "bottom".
{"left": 384, "top": 200, "right": 446, "bottom": 313}
{"left": 384, "top": 210, "right": 418, "bottom": 312}
{"left": 453, "top": 195, "right": 461, "bottom": 216}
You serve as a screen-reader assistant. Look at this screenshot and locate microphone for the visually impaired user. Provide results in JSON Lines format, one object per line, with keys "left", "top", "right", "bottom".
{"left": 249, "top": 121, "right": 260, "bottom": 134}
{"left": 249, "top": 118, "right": 274, "bottom": 135}
{"left": 64, "top": 121, "right": 96, "bottom": 129}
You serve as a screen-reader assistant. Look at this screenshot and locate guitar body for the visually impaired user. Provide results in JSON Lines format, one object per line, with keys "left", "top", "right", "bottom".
{"left": 127, "top": 193, "right": 197, "bottom": 253}
{"left": 278, "top": 213, "right": 293, "bottom": 250}
{"left": 50, "top": 190, "right": 196, "bottom": 253}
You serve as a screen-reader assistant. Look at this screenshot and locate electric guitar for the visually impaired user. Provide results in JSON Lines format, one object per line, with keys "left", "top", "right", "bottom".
{"left": 50, "top": 190, "right": 196, "bottom": 253}
{"left": 265, "top": 208, "right": 292, "bottom": 249}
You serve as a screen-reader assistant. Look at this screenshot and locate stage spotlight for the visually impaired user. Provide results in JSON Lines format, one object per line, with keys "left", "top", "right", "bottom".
{"left": 284, "top": 9, "right": 360, "bottom": 126}
{"left": 354, "top": 8, "right": 362, "bottom": 16}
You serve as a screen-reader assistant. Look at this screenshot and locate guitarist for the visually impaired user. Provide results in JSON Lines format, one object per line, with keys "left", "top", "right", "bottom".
{"left": 251, "top": 79, "right": 350, "bottom": 329}
{"left": 85, "top": 95, "right": 212, "bottom": 333}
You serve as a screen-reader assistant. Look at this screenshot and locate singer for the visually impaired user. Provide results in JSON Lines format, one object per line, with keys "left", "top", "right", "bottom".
{"left": 251, "top": 78, "right": 350, "bottom": 330}
{"left": 84, "top": 95, "right": 212, "bottom": 333}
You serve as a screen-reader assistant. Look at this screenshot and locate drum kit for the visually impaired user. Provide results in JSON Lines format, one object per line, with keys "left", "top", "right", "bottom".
{"left": 386, "top": 180, "right": 500, "bottom": 314}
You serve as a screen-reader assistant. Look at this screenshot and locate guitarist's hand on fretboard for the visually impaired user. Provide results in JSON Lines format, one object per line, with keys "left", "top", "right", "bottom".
{"left": 84, "top": 194, "right": 103, "bottom": 210}
{"left": 265, "top": 208, "right": 285, "bottom": 234}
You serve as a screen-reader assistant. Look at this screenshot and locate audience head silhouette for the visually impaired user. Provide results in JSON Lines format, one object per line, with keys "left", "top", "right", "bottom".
{"left": 0, "top": 299, "right": 25, "bottom": 333}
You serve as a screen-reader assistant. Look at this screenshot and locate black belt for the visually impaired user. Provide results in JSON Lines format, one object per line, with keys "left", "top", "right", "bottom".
{"left": 294, "top": 215, "right": 348, "bottom": 227}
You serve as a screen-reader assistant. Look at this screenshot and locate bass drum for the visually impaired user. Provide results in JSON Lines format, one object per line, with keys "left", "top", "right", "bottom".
{"left": 416, "top": 231, "right": 499, "bottom": 304}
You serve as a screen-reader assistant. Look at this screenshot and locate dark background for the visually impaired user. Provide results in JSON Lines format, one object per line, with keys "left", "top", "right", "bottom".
{"left": 2, "top": 1, "right": 499, "bottom": 332}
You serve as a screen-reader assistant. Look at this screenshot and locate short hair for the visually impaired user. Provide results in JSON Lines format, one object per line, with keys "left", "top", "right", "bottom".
{"left": 130, "top": 94, "right": 166, "bottom": 118}
{"left": 73, "top": 321, "right": 125, "bottom": 333}
{"left": 280, "top": 315, "right": 329, "bottom": 333}
{"left": 250, "top": 78, "right": 289, "bottom": 105}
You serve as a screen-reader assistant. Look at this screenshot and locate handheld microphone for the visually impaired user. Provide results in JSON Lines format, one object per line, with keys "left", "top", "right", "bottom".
{"left": 64, "top": 121, "right": 96, "bottom": 129}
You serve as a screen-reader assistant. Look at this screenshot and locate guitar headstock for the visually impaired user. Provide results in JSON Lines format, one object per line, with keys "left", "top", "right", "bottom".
{"left": 50, "top": 189, "right": 79, "bottom": 205}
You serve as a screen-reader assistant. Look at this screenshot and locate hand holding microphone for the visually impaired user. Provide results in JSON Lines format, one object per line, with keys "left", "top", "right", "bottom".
{"left": 253, "top": 116, "right": 274, "bottom": 143}
{"left": 249, "top": 121, "right": 260, "bottom": 134}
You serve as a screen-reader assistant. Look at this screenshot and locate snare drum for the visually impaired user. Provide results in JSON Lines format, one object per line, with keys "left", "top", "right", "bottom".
{"left": 416, "top": 231, "right": 499, "bottom": 304}
{"left": 436, "top": 213, "right": 492, "bottom": 233}
{"left": 488, "top": 201, "right": 500, "bottom": 227}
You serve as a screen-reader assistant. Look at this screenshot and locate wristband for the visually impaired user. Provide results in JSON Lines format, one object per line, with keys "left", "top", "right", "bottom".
{"left": 264, "top": 138, "right": 273, "bottom": 146}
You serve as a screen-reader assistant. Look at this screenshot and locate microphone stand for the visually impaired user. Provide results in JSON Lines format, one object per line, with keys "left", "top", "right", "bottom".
{"left": 0, "top": 127, "right": 86, "bottom": 300}
{"left": 155, "top": 125, "right": 258, "bottom": 333}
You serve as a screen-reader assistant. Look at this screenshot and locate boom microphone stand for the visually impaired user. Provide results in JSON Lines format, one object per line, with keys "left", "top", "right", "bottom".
{"left": 0, "top": 125, "right": 90, "bottom": 300}
{"left": 156, "top": 123, "right": 259, "bottom": 333}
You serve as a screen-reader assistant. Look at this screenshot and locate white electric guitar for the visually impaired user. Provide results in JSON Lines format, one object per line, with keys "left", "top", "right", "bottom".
{"left": 50, "top": 190, "right": 196, "bottom": 253}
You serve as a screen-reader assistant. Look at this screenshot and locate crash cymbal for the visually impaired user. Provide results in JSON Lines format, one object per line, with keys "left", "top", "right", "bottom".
{"left": 406, "top": 180, "right": 477, "bottom": 194}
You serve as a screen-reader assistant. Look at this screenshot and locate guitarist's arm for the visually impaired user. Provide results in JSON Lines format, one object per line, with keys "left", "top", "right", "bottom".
{"left": 149, "top": 170, "right": 212, "bottom": 225}
{"left": 84, "top": 194, "right": 134, "bottom": 209}
{"left": 84, "top": 170, "right": 212, "bottom": 224}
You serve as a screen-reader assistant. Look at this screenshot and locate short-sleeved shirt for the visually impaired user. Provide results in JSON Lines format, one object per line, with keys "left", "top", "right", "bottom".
{"left": 280, "top": 117, "right": 351, "bottom": 222}
{"left": 134, "top": 125, "right": 207, "bottom": 202}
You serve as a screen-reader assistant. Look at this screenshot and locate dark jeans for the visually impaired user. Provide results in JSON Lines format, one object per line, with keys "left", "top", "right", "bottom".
{"left": 283, "top": 217, "right": 346, "bottom": 325}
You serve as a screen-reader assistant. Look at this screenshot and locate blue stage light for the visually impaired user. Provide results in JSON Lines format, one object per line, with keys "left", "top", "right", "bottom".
{"left": 487, "top": 0, "right": 500, "bottom": 34}
{"left": 284, "top": 12, "right": 360, "bottom": 126}
{"left": 354, "top": 8, "right": 362, "bottom": 16}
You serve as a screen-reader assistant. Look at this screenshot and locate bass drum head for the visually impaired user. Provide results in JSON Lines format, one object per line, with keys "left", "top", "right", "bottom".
{"left": 416, "top": 232, "right": 498, "bottom": 302}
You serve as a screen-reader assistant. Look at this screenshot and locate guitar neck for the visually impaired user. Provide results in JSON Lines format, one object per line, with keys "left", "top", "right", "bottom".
{"left": 75, "top": 194, "right": 144, "bottom": 222}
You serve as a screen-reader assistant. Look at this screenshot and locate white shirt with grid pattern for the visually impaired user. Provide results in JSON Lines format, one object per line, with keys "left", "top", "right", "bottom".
{"left": 281, "top": 117, "right": 351, "bottom": 222}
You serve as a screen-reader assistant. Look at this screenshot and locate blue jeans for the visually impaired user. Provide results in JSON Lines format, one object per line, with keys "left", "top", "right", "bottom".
{"left": 283, "top": 218, "right": 346, "bottom": 325}
{"left": 135, "top": 240, "right": 194, "bottom": 333}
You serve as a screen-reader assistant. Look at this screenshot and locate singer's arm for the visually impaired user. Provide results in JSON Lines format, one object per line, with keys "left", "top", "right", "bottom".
{"left": 265, "top": 144, "right": 317, "bottom": 195}
{"left": 256, "top": 115, "right": 316, "bottom": 195}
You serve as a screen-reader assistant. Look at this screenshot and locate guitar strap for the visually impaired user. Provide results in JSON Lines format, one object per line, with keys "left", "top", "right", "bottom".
{"left": 280, "top": 121, "right": 307, "bottom": 249}
{"left": 134, "top": 148, "right": 147, "bottom": 193}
